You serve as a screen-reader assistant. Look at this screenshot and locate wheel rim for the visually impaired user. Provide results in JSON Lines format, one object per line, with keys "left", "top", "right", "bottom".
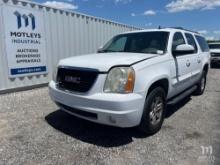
{"left": 201, "top": 76, "right": 206, "bottom": 91}
{"left": 149, "top": 96, "right": 164, "bottom": 125}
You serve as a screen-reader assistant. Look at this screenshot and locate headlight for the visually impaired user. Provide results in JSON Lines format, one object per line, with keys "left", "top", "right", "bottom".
{"left": 104, "top": 67, "right": 135, "bottom": 93}
{"left": 52, "top": 66, "right": 58, "bottom": 82}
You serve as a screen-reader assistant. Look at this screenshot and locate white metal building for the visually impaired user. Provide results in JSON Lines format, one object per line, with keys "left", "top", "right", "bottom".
{"left": 0, "top": 0, "right": 140, "bottom": 93}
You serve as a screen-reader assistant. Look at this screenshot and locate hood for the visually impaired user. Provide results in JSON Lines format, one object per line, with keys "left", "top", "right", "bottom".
{"left": 59, "top": 52, "right": 157, "bottom": 72}
{"left": 210, "top": 49, "right": 220, "bottom": 53}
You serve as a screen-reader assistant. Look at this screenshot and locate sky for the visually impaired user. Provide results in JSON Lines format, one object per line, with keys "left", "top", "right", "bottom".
{"left": 34, "top": 0, "right": 220, "bottom": 40}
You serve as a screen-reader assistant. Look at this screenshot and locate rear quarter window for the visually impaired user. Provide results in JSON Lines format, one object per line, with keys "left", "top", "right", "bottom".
{"left": 195, "top": 35, "right": 209, "bottom": 52}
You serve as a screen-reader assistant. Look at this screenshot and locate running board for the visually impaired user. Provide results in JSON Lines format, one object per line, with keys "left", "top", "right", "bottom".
{"left": 167, "top": 86, "right": 197, "bottom": 105}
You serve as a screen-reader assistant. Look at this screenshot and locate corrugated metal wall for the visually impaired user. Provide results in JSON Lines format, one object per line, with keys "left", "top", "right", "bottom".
{"left": 0, "top": 0, "right": 140, "bottom": 92}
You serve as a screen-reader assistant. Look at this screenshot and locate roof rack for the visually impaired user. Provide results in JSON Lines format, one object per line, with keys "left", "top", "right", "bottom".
{"left": 160, "top": 26, "right": 199, "bottom": 34}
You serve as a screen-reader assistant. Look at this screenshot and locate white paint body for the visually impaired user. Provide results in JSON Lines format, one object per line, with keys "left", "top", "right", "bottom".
{"left": 49, "top": 28, "right": 210, "bottom": 127}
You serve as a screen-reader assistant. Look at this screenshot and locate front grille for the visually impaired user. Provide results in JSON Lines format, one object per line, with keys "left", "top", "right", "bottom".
{"left": 211, "top": 53, "right": 220, "bottom": 57}
{"left": 56, "top": 102, "right": 98, "bottom": 119}
{"left": 57, "top": 67, "right": 98, "bottom": 92}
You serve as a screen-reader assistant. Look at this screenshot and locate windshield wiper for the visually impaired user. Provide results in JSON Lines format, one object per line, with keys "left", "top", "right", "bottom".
{"left": 99, "top": 50, "right": 123, "bottom": 53}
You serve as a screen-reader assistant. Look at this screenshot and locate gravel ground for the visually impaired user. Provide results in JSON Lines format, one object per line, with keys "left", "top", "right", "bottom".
{"left": 0, "top": 68, "right": 220, "bottom": 165}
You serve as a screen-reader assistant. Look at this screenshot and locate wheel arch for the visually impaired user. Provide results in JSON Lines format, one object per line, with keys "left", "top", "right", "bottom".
{"left": 203, "top": 63, "right": 209, "bottom": 74}
{"left": 146, "top": 78, "right": 169, "bottom": 97}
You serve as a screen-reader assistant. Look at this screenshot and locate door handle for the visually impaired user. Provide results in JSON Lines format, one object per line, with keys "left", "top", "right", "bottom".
{"left": 186, "top": 60, "right": 191, "bottom": 67}
{"left": 197, "top": 59, "right": 201, "bottom": 63}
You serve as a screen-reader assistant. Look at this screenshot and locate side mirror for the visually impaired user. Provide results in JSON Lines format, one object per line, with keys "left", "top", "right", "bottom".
{"left": 173, "top": 44, "right": 195, "bottom": 56}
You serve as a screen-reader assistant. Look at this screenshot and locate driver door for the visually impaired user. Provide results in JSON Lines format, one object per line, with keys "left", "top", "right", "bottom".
{"left": 172, "top": 32, "right": 193, "bottom": 94}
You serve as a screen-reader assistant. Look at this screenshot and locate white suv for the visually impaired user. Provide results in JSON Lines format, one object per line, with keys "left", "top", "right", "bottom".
{"left": 208, "top": 42, "right": 220, "bottom": 67}
{"left": 49, "top": 28, "right": 210, "bottom": 134}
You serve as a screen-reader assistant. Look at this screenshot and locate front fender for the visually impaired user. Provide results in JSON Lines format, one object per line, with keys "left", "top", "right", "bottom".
{"left": 132, "top": 59, "right": 172, "bottom": 98}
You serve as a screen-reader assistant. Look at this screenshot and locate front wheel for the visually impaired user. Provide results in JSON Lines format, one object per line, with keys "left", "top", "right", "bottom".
{"left": 194, "top": 71, "right": 207, "bottom": 95}
{"left": 138, "top": 87, "right": 166, "bottom": 135}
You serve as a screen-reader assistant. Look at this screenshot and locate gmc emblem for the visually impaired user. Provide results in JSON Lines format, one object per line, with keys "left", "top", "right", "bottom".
{"left": 65, "top": 76, "right": 81, "bottom": 84}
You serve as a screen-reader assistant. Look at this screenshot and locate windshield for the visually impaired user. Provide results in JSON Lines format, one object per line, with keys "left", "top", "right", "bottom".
{"left": 100, "top": 32, "right": 169, "bottom": 54}
{"left": 209, "top": 44, "right": 220, "bottom": 49}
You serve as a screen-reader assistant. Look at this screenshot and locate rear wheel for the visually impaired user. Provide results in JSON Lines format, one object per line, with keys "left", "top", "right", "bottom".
{"left": 138, "top": 87, "right": 166, "bottom": 135}
{"left": 194, "top": 71, "right": 207, "bottom": 95}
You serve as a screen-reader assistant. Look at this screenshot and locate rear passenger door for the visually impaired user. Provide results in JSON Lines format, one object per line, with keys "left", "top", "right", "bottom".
{"left": 172, "top": 32, "right": 193, "bottom": 93}
{"left": 184, "top": 33, "right": 201, "bottom": 84}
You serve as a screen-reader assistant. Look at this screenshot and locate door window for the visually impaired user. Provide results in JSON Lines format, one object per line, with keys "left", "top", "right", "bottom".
{"left": 185, "top": 33, "right": 198, "bottom": 53}
{"left": 172, "top": 32, "right": 185, "bottom": 54}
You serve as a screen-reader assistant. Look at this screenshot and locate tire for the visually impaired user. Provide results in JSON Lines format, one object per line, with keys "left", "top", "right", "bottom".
{"left": 138, "top": 87, "right": 166, "bottom": 135}
{"left": 194, "top": 71, "right": 207, "bottom": 95}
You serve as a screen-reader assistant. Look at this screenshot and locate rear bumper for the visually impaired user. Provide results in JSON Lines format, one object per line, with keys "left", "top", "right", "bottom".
{"left": 49, "top": 81, "right": 145, "bottom": 127}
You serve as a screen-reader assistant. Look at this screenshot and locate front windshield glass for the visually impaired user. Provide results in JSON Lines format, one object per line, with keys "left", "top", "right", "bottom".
{"left": 100, "top": 32, "right": 169, "bottom": 54}
{"left": 209, "top": 44, "right": 220, "bottom": 49}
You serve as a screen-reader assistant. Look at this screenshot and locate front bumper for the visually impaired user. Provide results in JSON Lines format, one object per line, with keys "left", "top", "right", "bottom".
{"left": 211, "top": 56, "right": 220, "bottom": 63}
{"left": 49, "top": 81, "right": 145, "bottom": 127}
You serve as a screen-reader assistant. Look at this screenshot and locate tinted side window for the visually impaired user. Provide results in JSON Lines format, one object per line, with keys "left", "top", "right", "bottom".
{"left": 172, "top": 32, "right": 185, "bottom": 51}
{"left": 195, "top": 35, "right": 209, "bottom": 52}
{"left": 185, "top": 33, "right": 198, "bottom": 53}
